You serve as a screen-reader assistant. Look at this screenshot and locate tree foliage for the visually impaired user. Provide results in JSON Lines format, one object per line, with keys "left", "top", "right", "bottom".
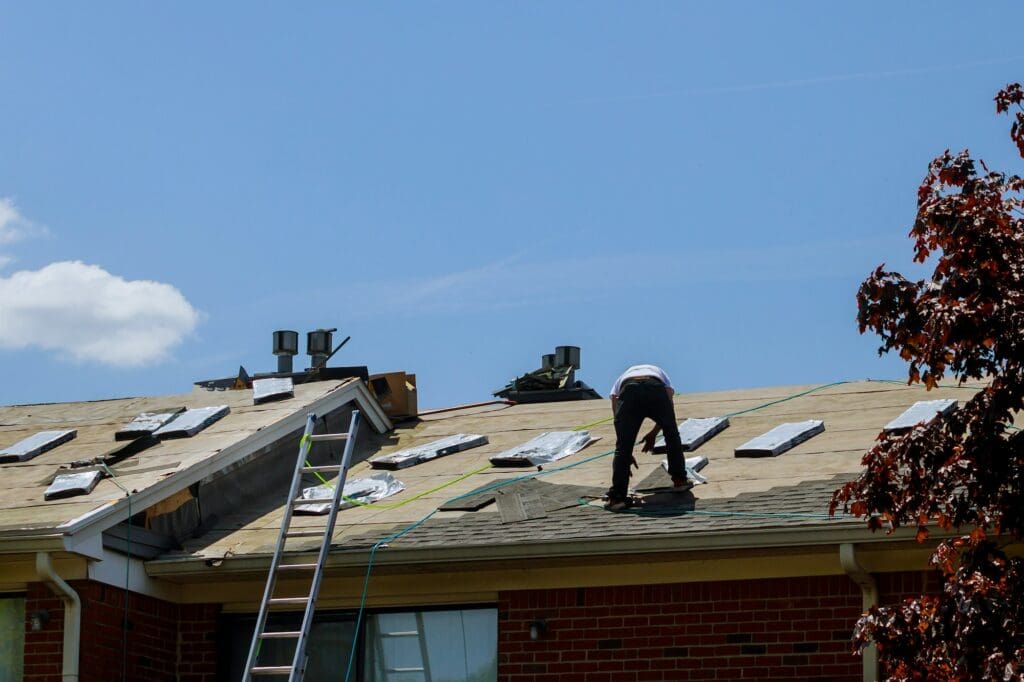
{"left": 831, "top": 83, "right": 1024, "bottom": 680}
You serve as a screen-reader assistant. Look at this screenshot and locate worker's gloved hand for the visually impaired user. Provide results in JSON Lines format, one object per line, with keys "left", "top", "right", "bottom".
{"left": 640, "top": 432, "right": 657, "bottom": 453}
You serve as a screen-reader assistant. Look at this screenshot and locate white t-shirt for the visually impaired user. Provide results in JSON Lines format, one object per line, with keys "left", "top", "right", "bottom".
{"left": 609, "top": 364, "right": 674, "bottom": 397}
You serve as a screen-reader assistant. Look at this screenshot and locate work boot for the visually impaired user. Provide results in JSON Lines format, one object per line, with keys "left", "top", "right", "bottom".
{"left": 672, "top": 476, "right": 694, "bottom": 493}
{"left": 604, "top": 496, "right": 629, "bottom": 511}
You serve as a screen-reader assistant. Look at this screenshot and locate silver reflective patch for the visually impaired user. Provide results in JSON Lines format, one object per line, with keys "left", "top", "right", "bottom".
{"left": 883, "top": 399, "right": 958, "bottom": 432}
{"left": 489, "top": 431, "right": 596, "bottom": 467}
{"left": 369, "top": 434, "right": 488, "bottom": 470}
{"left": 294, "top": 472, "right": 405, "bottom": 514}
{"left": 115, "top": 409, "right": 184, "bottom": 441}
{"left": 153, "top": 405, "right": 230, "bottom": 439}
{"left": 253, "top": 378, "right": 294, "bottom": 405}
{"left": 660, "top": 455, "right": 710, "bottom": 484}
{"left": 655, "top": 416, "right": 730, "bottom": 452}
{"left": 0, "top": 430, "right": 77, "bottom": 464}
{"left": 44, "top": 470, "right": 102, "bottom": 500}
{"left": 735, "top": 420, "right": 825, "bottom": 457}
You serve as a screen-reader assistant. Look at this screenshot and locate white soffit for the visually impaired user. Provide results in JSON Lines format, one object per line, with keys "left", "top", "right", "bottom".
{"left": 655, "top": 416, "right": 730, "bottom": 452}
{"left": 883, "top": 399, "right": 958, "bottom": 433}
{"left": 370, "top": 434, "right": 488, "bottom": 470}
{"left": 735, "top": 420, "right": 825, "bottom": 458}
{"left": 115, "top": 409, "right": 184, "bottom": 441}
{"left": 253, "top": 378, "right": 295, "bottom": 405}
{"left": 45, "top": 470, "right": 102, "bottom": 500}
{"left": 0, "top": 430, "right": 77, "bottom": 464}
{"left": 153, "top": 406, "right": 230, "bottom": 439}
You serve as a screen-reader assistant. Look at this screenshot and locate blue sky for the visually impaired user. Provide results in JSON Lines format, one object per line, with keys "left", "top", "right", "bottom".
{"left": 0, "top": 3, "right": 1020, "bottom": 408}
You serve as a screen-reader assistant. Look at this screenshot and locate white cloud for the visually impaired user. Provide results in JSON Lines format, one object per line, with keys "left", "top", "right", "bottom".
{"left": 0, "top": 261, "right": 201, "bottom": 367}
{"left": 0, "top": 197, "right": 44, "bottom": 246}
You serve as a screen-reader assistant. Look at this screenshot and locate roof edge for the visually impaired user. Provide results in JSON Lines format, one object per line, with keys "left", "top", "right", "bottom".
{"left": 9, "top": 380, "right": 391, "bottom": 548}
{"left": 145, "top": 522, "right": 938, "bottom": 579}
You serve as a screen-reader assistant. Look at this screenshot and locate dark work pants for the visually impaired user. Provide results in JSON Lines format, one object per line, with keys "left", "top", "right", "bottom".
{"left": 611, "top": 380, "right": 687, "bottom": 500}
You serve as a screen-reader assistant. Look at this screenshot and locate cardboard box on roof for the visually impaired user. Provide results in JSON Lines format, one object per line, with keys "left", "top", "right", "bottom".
{"left": 369, "top": 372, "right": 418, "bottom": 418}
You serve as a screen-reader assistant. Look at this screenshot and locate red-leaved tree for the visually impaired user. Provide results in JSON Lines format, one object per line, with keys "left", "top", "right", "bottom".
{"left": 831, "top": 83, "right": 1024, "bottom": 680}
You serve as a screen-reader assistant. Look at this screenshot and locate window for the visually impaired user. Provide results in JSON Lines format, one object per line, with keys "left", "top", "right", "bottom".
{"left": 221, "top": 612, "right": 356, "bottom": 681}
{"left": 220, "top": 606, "right": 497, "bottom": 682}
{"left": 364, "top": 608, "right": 497, "bottom": 682}
{"left": 0, "top": 596, "right": 25, "bottom": 682}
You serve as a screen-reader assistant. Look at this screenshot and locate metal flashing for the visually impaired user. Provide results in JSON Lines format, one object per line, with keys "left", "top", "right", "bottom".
{"left": 252, "top": 378, "right": 295, "bottom": 405}
{"left": 44, "top": 471, "right": 102, "bottom": 501}
{"left": 370, "top": 434, "right": 488, "bottom": 470}
{"left": 115, "top": 409, "right": 185, "bottom": 441}
{"left": 883, "top": 399, "right": 958, "bottom": 432}
{"left": 153, "top": 406, "right": 230, "bottom": 439}
{"left": 735, "top": 420, "right": 825, "bottom": 457}
{"left": 0, "top": 430, "right": 77, "bottom": 464}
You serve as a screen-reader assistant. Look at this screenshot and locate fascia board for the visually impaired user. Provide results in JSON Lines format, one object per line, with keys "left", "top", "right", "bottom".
{"left": 0, "top": 533, "right": 65, "bottom": 555}
{"left": 145, "top": 523, "right": 943, "bottom": 579}
{"left": 53, "top": 380, "right": 390, "bottom": 544}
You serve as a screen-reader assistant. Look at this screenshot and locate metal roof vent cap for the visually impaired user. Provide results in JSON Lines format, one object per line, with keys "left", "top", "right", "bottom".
{"left": 541, "top": 354, "right": 556, "bottom": 370}
{"left": 307, "top": 328, "right": 336, "bottom": 368}
{"left": 554, "top": 346, "right": 580, "bottom": 369}
{"left": 273, "top": 330, "right": 299, "bottom": 373}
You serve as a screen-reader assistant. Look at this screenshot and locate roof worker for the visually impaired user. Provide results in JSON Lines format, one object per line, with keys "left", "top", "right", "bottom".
{"left": 605, "top": 364, "right": 692, "bottom": 510}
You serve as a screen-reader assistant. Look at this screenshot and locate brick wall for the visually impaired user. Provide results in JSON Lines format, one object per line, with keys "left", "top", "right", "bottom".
{"left": 23, "top": 580, "right": 220, "bottom": 682}
{"left": 498, "top": 572, "right": 933, "bottom": 682}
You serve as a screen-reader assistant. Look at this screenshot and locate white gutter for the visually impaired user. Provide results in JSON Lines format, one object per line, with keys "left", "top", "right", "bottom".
{"left": 839, "top": 543, "right": 878, "bottom": 682}
{"left": 35, "top": 552, "right": 80, "bottom": 682}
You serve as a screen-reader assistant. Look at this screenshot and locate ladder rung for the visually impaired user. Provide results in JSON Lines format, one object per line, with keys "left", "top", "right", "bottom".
{"left": 308, "top": 433, "right": 349, "bottom": 442}
{"left": 286, "top": 529, "right": 327, "bottom": 537}
{"left": 277, "top": 563, "right": 317, "bottom": 571}
{"left": 301, "top": 465, "right": 342, "bottom": 473}
{"left": 389, "top": 668, "right": 426, "bottom": 673}
{"left": 383, "top": 630, "right": 419, "bottom": 637}
{"left": 251, "top": 666, "right": 293, "bottom": 675}
{"left": 260, "top": 631, "right": 302, "bottom": 639}
{"left": 292, "top": 498, "right": 335, "bottom": 507}
{"left": 268, "top": 597, "right": 310, "bottom": 606}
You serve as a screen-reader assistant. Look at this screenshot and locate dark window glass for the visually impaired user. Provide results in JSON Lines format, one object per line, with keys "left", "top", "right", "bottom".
{"left": 363, "top": 608, "right": 497, "bottom": 682}
{"left": 221, "top": 612, "right": 356, "bottom": 681}
{"left": 0, "top": 596, "right": 25, "bottom": 682}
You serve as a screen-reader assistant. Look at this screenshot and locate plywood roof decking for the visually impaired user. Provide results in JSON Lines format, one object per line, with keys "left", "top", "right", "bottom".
{"left": 0, "top": 379, "right": 365, "bottom": 535}
{"left": 161, "top": 380, "right": 992, "bottom": 564}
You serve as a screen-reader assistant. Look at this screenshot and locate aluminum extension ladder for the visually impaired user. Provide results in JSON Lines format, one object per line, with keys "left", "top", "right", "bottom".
{"left": 243, "top": 410, "right": 361, "bottom": 681}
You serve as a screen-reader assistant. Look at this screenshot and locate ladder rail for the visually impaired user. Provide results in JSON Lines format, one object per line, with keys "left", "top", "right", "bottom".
{"left": 289, "top": 410, "right": 362, "bottom": 680}
{"left": 242, "top": 413, "right": 318, "bottom": 682}
{"left": 415, "top": 611, "right": 433, "bottom": 682}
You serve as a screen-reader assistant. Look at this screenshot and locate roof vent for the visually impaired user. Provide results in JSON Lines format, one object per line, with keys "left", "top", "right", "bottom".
{"left": 307, "top": 328, "right": 336, "bottom": 369}
{"left": 272, "top": 330, "right": 299, "bottom": 373}
{"left": 494, "top": 346, "right": 600, "bottom": 403}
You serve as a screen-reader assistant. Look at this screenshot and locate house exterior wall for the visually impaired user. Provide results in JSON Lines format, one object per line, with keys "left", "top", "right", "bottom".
{"left": 19, "top": 571, "right": 937, "bottom": 681}
{"left": 497, "top": 572, "right": 937, "bottom": 681}
{"left": 23, "top": 580, "right": 219, "bottom": 682}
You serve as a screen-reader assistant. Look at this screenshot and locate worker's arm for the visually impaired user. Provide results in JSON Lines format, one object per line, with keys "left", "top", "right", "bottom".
{"left": 611, "top": 395, "right": 618, "bottom": 413}
{"left": 641, "top": 388, "right": 675, "bottom": 452}
{"left": 641, "top": 424, "right": 661, "bottom": 452}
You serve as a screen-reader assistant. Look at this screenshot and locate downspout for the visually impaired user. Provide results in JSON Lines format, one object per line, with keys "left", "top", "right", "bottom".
{"left": 36, "top": 552, "right": 81, "bottom": 682}
{"left": 839, "top": 543, "right": 878, "bottom": 682}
